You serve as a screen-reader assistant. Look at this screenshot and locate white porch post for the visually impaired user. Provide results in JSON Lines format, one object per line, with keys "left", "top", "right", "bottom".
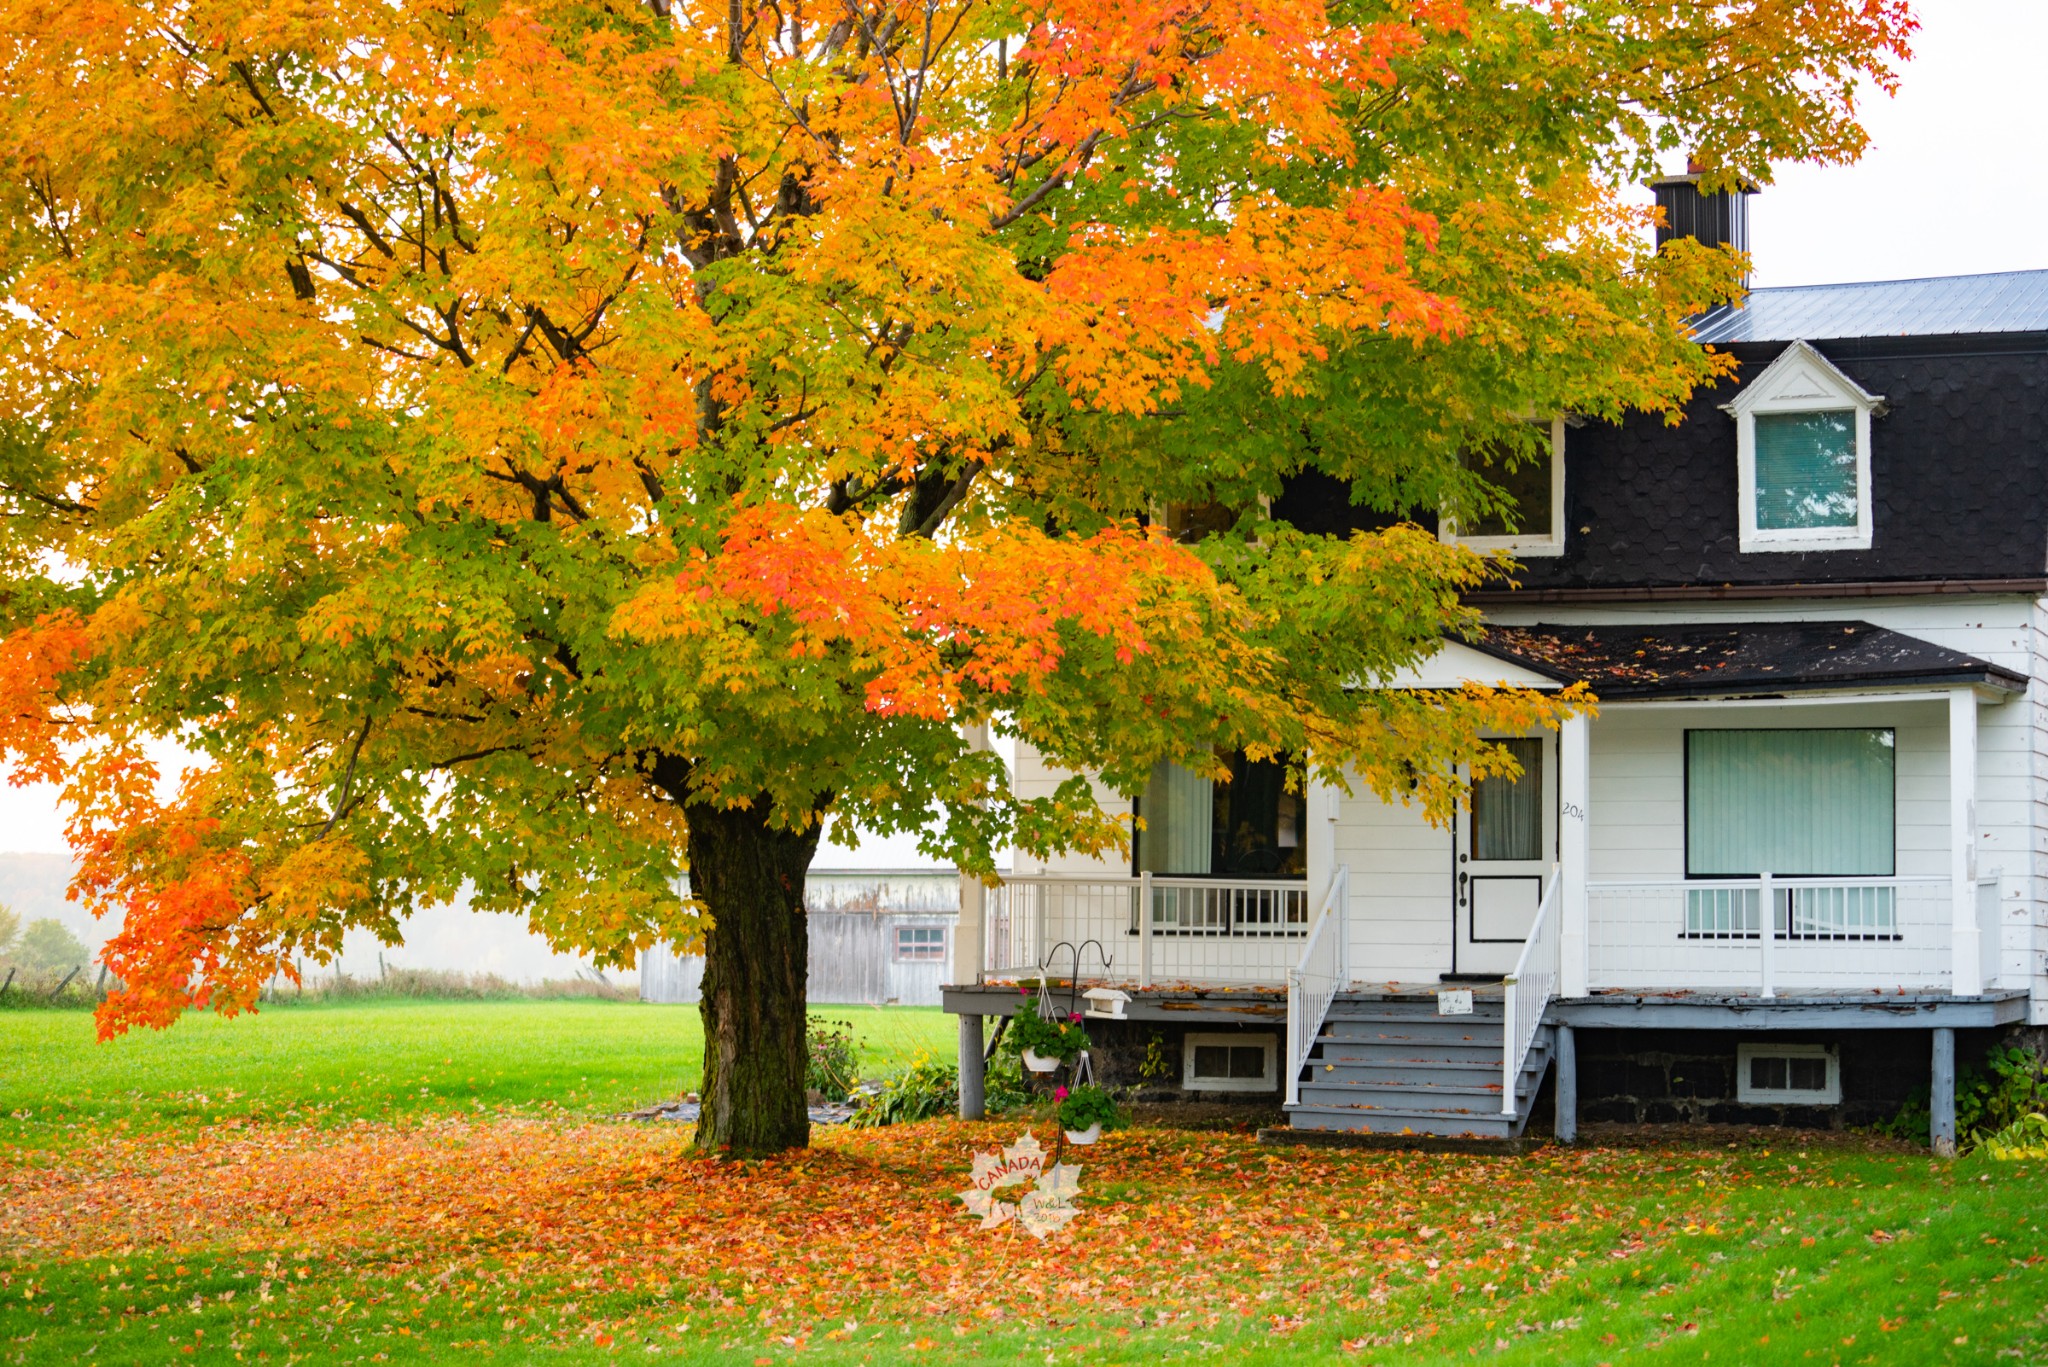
{"left": 954, "top": 873, "right": 986, "bottom": 988}
{"left": 1950, "top": 687, "right": 1983, "bottom": 997}
{"left": 1305, "top": 773, "right": 1339, "bottom": 890}
{"left": 1559, "top": 711, "right": 1591, "bottom": 997}
{"left": 952, "top": 719, "right": 992, "bottom": 990}
{"left": 1306, "top": 769, "right": 1342, "bottom": 929}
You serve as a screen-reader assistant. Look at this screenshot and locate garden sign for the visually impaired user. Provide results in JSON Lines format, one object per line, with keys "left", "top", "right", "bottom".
{"left": 958, "top": 1134, "right": 1082, "bottom": 1238}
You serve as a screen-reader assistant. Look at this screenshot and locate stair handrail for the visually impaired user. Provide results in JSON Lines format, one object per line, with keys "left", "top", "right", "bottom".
{"left": 1285, "top": 865, "right": 1349, "bottom": 1107}
{"left": 1501, "top": 865, "right": 1563, "bottom": 1117}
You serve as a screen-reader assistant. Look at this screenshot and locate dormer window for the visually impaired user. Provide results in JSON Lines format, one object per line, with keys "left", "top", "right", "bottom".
{"left": 1443, "top": 416, "right": 1566, "bottom": 558}
{"left": 1725, "top": 341, "right": 1886, "bottom": 553}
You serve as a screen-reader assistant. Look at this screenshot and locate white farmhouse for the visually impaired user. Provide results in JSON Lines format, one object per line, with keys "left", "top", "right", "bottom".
{"left": 945, "top": 179, "right": 2048, "bottom": 1152}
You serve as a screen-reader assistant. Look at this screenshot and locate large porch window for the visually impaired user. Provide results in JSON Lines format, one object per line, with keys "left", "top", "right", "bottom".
{"left": 1135, "top": 751, "right": 1305, "bottom": 879}
{"left": 1683, "top": 728, "right": 1897, "bottom": 939}
{"left": 1133, "top": 752, "right": 1307, "bottom": 936}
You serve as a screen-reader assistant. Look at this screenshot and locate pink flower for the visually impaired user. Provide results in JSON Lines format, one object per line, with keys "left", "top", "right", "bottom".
{"left": 1054, "top": 1086, "right": 1069, "bottom": 1101}
{"left": 1068, "top": 1012, "right": 1083, "bottom": 1024}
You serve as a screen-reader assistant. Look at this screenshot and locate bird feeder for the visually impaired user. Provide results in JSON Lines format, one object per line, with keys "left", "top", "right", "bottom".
{"left": 1082, "top": 987, "right": 1130, "bottom": 1020}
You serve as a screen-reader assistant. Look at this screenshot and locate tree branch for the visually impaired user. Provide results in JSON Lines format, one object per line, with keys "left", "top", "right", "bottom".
{"left": 317, "top": 716, "right": 372, "bottom": 838}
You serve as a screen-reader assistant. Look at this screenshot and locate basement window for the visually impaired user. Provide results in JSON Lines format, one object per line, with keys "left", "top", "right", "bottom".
{"left": 1736, "top": 1043, "right": 1840, "bottom": 1105}
{"left": 1183, "top": 1032, "right": 1278, "bottom": 1093}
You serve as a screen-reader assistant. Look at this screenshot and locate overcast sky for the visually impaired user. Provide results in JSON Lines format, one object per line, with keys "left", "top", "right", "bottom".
{"left": 3, "top": 2, "right": 2043, "bottom": 861}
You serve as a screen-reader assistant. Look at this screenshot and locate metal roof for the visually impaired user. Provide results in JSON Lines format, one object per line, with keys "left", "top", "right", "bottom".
{"left": 1689, "top": 269, "right": 2048, "bottom": 344}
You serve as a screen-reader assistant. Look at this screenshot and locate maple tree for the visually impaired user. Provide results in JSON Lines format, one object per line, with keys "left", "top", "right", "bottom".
{"left": 0, "top": 0, "right": 1911, "bottom": 1151}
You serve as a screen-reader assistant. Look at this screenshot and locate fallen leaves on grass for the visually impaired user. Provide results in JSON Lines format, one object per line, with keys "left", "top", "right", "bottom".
{"left": 0, "top": 1118, "right": 1739, "bottom": 1355}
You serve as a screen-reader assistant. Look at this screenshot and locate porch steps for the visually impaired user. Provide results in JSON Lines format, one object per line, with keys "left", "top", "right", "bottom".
{"left": 1281, "top": 993, "right": 1552, "bottom": 1141}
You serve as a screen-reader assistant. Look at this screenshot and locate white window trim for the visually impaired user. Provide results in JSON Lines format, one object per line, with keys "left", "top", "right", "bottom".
{"left": 1735, "top": 1042, "right": 1841, "bottom": 1106}
{"left": 1723, "top": 340, "right": 1886, "bottom": 554}
{"left": 1442, "top": 416, "right": 1567, "bottom": 558}
{"left": 1181, "top": 1032, "right": 1278, "bottom": 1093}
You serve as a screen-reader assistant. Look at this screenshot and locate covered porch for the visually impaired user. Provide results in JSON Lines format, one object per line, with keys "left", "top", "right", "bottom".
{"left": 948, "top": 619, "right": 2034, "bottom": 1140}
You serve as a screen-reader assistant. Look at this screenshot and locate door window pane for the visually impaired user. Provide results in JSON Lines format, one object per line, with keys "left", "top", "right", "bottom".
{"left": 1754, "top": 410, "right": 1857, "bottom": 530}
{"left": 1470, "top": 738, "right": 1543, "bottom": 861}
{"left": 1685, "top": 729, "right": 1895, "bottom": 876}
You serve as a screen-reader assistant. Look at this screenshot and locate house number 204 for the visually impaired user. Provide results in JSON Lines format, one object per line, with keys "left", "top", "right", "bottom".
{"left": 1561, "top": 802, "right": 1585, "bottom": 820}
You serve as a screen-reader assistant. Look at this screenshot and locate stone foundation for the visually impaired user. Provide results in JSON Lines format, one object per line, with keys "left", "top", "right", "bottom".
{"left": 1568, "top": 1027, "right": 2004, "bottom": 1130}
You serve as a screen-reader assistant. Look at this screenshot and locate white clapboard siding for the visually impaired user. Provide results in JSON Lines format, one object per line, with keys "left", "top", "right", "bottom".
{"left": 1010, "top": 743, "right": 1133, "bottom": 876}
{"left": 1331, "top": 774, "right": 1452, "bottom": 985}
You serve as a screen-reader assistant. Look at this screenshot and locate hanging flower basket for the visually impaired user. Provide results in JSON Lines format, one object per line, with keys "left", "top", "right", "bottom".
{"left": 1054, "top": 1083, "right": 1127, "bottom": 1143}
{"left": 1007, "top": 998, "right": 1091, "bottom": 1069}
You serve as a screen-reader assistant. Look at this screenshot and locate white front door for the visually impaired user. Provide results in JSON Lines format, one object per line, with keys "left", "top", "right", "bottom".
{"left": 1452, "top": 737, "right": 1556, "bottom": 978}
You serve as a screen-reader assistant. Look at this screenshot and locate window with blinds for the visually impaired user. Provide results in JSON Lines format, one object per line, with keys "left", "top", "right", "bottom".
{"left": 1685, "top": 728, "right": 1896, "bottom": 877}
{"left": 1752, "top": 410, "right": 1858, "bottom": 530}
{"left": 1728, "top": 341, "right": 1882, "bottom": 553}
{"left": 1683, "top": 728, "right": 1898, "bottom": 939}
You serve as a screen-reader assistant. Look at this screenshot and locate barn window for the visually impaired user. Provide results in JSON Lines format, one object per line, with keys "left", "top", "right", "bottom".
{"left": 893, "top": 926, "right": 947, "bottom": 962}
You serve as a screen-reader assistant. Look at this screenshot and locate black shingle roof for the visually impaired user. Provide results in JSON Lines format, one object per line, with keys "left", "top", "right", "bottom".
{"left": 1473, "top": 621, "right": 2025, "bottom": 700}
{"left": 1489, "top": 336, "right": 2048, "bottom": 595}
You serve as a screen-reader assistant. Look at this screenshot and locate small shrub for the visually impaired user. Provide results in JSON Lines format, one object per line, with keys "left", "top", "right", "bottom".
{"left": 1968, "top": 1046, "right": 2048, "bottom": 1135}
{"left": 1877, "top": 1045, "right": 2048, "bottom": 1152}
{"left": 848, "top": 1057, "right": 957, "bottom": 1128}
{"left": 806, "top": 1017, "right": 860, "bottom": 1102}
{"left": 1138, "top": 1032, "right": 1175, "bottom": 1085}
{"left": 1978, "top": 1112, "right": 2048, "bottom": 1162}
{"left": 983, "top": 1053, "right": 1030, "bottom": 1115}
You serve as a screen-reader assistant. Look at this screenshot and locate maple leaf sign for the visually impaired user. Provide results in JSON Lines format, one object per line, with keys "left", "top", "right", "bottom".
{"left": 0, "top": 0, "right": 1912, "bottom": 1151}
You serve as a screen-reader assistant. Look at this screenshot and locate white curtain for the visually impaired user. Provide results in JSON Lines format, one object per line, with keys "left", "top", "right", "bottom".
{"left": 1471, "top": 738, "right": 1543, "bottom": 861}
{"left": 1138, "top": 761, "right": 1213, "bottom": 875}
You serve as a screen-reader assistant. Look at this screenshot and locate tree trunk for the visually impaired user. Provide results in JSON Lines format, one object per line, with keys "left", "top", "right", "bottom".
{"left": 685, "top": 798, "right": 821, "bottom": 1155}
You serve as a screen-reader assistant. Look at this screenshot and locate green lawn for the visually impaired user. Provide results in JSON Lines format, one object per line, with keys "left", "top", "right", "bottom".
{"left": 4, "top": 1001, "right": 2045, "bottom": 1365}
{"left": 0, "top": 999, "right": 955, "bottom": 1146}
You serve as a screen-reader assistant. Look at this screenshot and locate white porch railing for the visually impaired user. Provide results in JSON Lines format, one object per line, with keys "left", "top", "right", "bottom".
{"left": 1501, "top": 866, "right": 1562, "bottom": 1115}
{"left": 1284, "top": 867, "right": 1349, "bottom": 1107}
{"left": 984, "top": 873, "right": 1309, "bottom": 987}
{"left": 1586, "top": 875, "right": 1958, "bottom": 994}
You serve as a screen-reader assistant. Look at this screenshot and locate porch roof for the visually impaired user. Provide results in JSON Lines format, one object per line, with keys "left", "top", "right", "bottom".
{"left": 1469, "top": 620, "right": 2027, "bottom": 701}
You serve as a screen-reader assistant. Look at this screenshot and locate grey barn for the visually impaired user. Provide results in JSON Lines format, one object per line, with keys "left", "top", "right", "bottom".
{"left": 639, "top": 869, "right": 962, "bottom": 1007}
